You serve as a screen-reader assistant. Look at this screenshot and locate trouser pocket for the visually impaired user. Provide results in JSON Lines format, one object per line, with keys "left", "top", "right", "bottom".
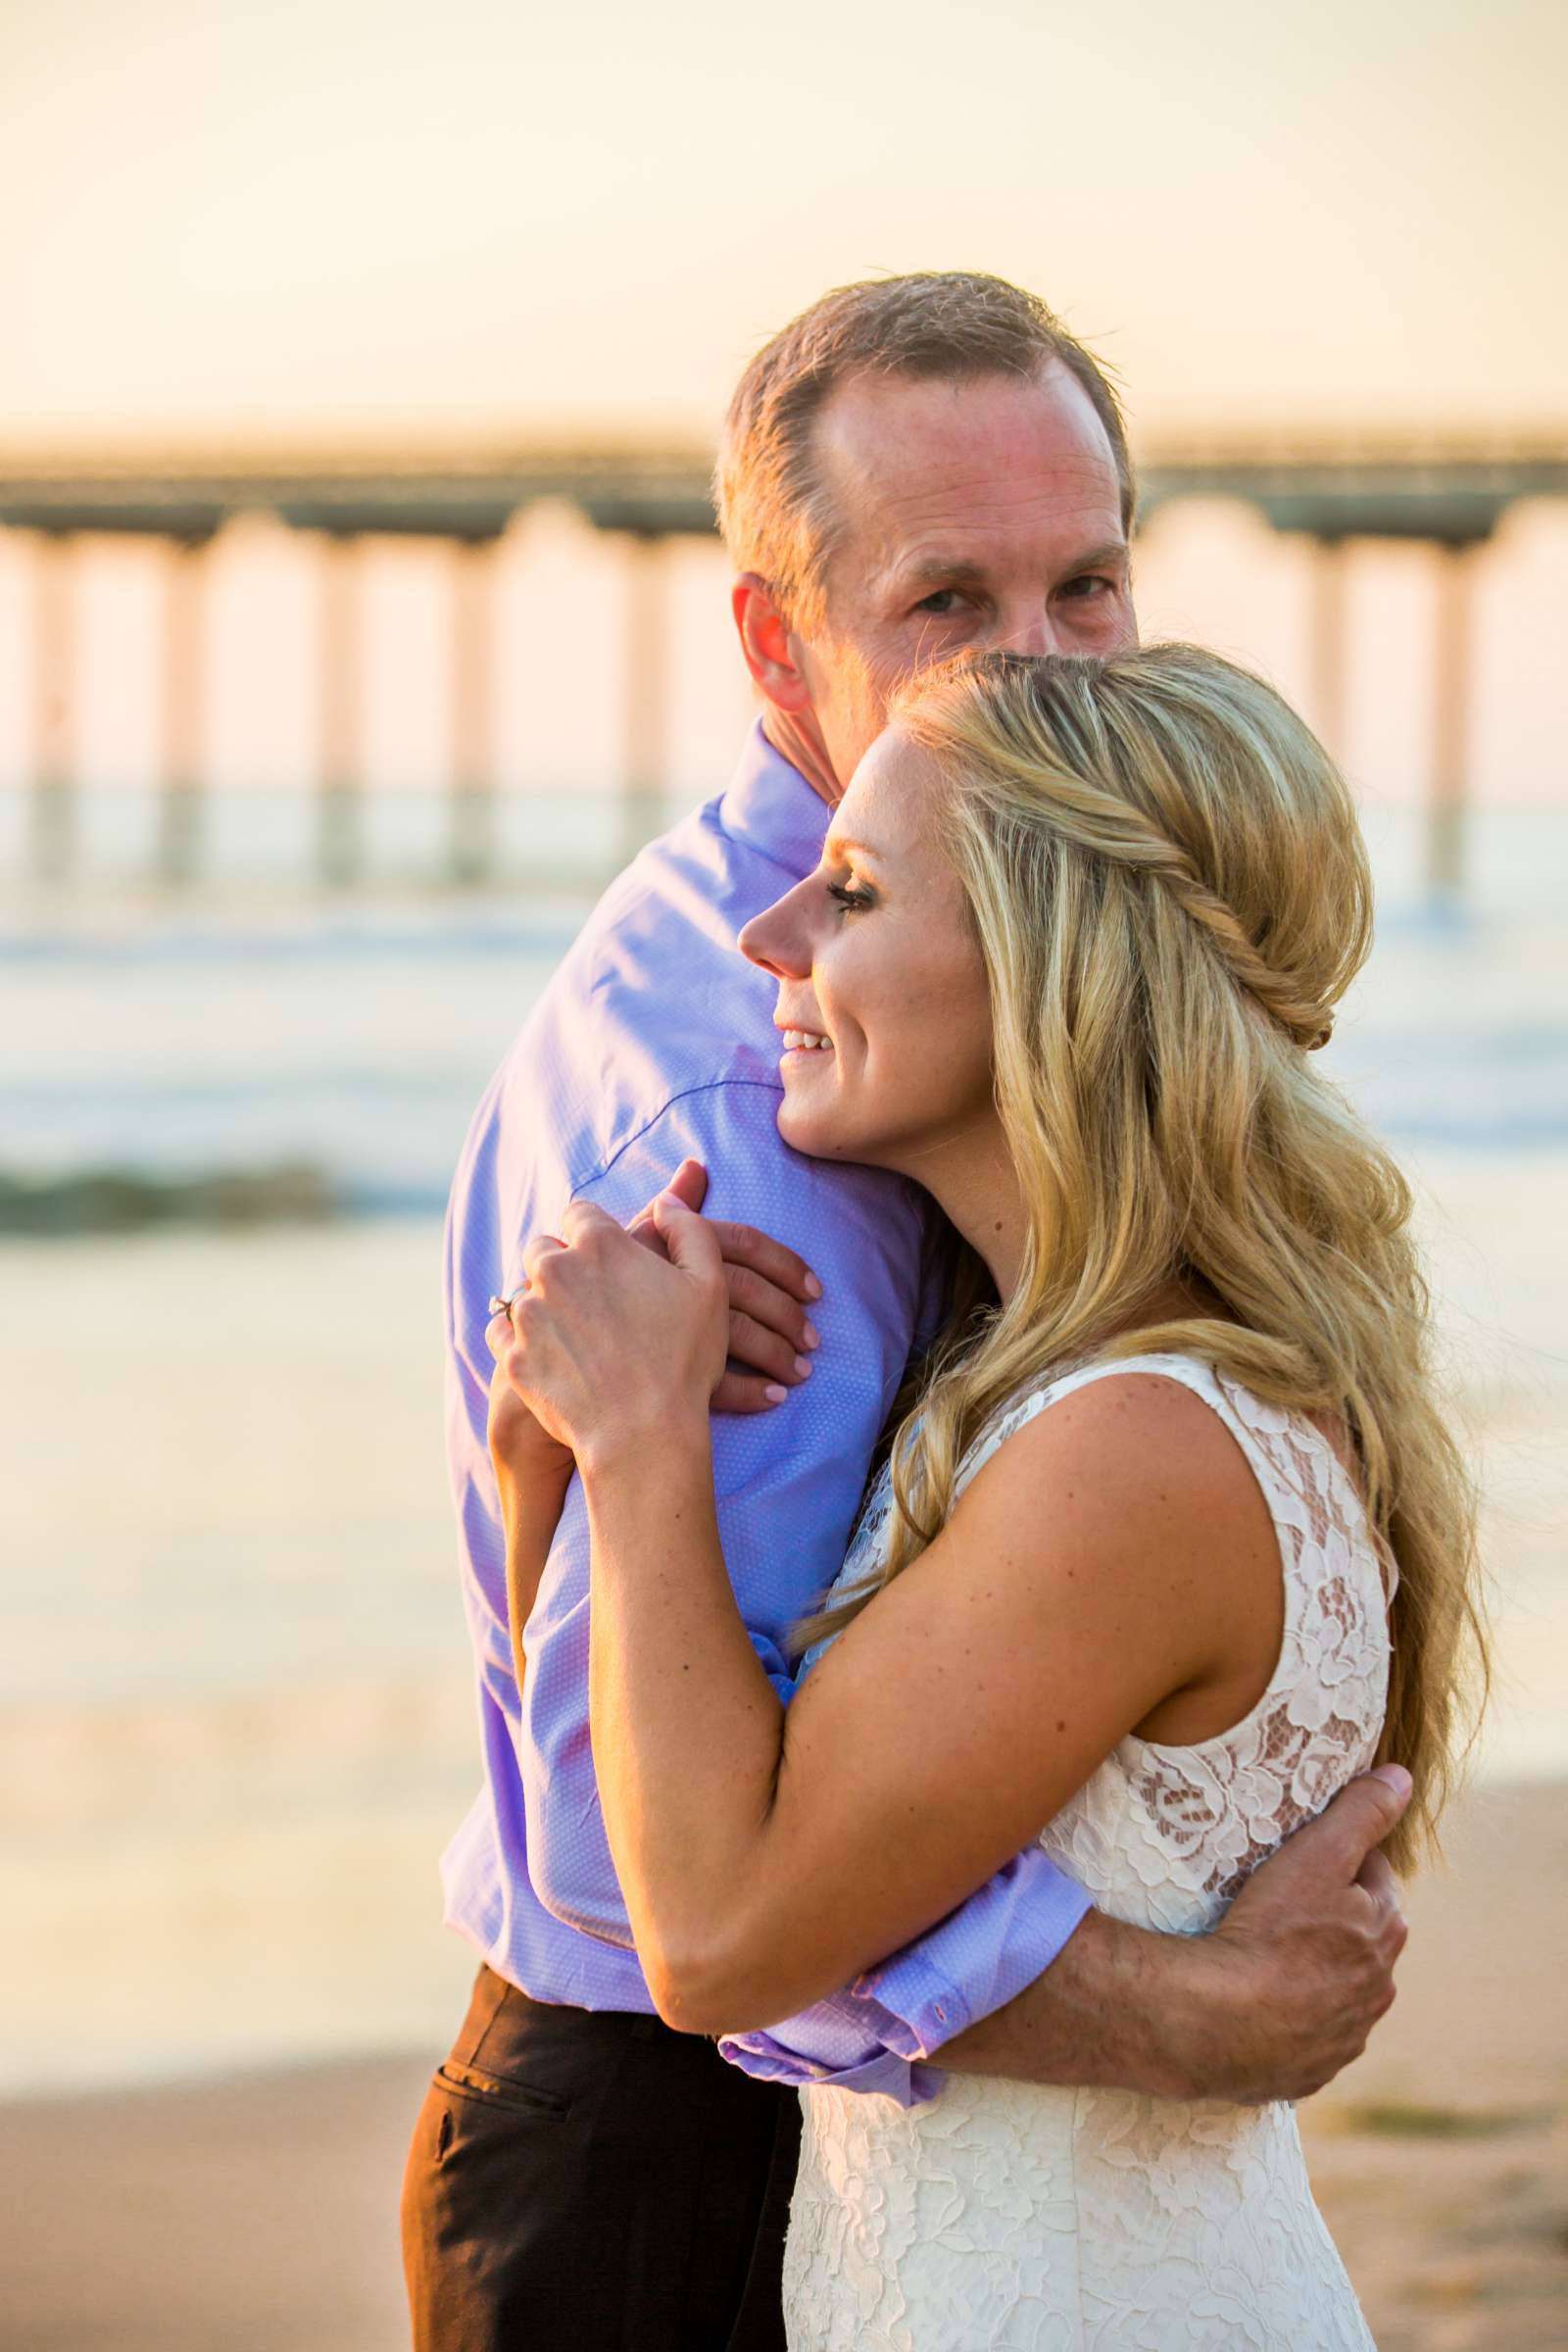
{"left": 434, "top": 2058, "right": 572, "bottom": 2124}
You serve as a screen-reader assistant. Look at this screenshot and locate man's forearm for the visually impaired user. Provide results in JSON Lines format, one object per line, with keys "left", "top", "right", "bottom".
{"left": 937, "top": 1768, "right": 1410, "bottom": 2109}
{"left": 938, "top": 1911, "right": 1210, "bottom": 2099}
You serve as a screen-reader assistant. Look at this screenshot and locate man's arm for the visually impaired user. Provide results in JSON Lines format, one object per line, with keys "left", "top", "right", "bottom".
{"left": 938, "top": 1770, "right": 1411, "bottom": 2104}
{"left": 726, "top": 1770, "right": 1407, "bottom": 2108}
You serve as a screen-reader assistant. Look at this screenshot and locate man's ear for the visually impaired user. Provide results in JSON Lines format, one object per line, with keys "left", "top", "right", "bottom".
{"left": 731, "top": 574, "right": 814, "bottom": 715}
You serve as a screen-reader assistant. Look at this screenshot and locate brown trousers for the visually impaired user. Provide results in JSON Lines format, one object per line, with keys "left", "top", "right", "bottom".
{"left": 401, "top": 1966, "right": 803, "bottom": 2351}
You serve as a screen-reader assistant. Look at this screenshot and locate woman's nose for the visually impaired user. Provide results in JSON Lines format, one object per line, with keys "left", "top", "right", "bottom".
{"left": 740, "top": 882, "right": 812, "bottom": 980}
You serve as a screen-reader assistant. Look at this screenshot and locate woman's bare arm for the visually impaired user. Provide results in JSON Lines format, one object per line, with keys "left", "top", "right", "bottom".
{"left": 487, "top": 1370, "right": 575, "bottom": 1692}
{"left": 581, "top": 1368, "right": 1273, "bottom": 2034}
{"left": 497, "top": 1193, "right": 1410, "bottom": 2099}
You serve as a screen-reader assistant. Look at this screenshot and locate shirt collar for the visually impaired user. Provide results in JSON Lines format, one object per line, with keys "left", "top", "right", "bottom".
{"left": 718, "top": 720, "right": 831, "bottom": 884}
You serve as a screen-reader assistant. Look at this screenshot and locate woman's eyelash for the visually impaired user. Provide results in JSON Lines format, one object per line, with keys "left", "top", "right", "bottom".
{"left": 827, "top": 880, "right": 874, "bottom": 912}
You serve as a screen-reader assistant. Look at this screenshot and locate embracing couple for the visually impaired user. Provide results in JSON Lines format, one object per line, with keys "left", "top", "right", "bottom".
{"left": 401, "top": 273, "right": 1481, "bottom": 2349}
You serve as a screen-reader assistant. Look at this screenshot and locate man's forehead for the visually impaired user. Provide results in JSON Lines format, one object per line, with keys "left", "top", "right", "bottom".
{"left": 812, "top": 365, "right": 1123, "bottom": 583}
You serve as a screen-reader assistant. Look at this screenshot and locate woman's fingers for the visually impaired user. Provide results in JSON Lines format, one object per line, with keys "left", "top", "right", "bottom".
{"left": 648, "top": 1190, "right": 725, "bottom": 1283}
{"left": 723, "top": 1259, "right": 820, "bottom": 1358}
{"left": 522, "top": 1231, "right": 565, "bottom": 1282}
{"left": 560, "top": 1199, "right": 620, "bottom": 1246}
{"left": 626, "top": 1159, "right": 708, "bottom": 1254}
{"left": 712, "top": 1367, "right": 794, "bottom": 1415}
{"left": 726, "top": 1306, "right": 813, "bottom": 1390}
{"left": 484, "top": 1231, "right": 564, "bottom": 1359}
{"left": 485, "top": 1293, "right": 525, "bottom": 1363}
{"left": 663, "top": 1157, "right": 709, "bottom": 1214}
{"left": 707, "top": 1219, "right": 821, "bottom": 1304}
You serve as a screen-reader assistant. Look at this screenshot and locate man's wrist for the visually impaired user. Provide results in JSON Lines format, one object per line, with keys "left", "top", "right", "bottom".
{"left": 1052, "top": 1912, "right": 1211, "bottom": 2100}
{"left": 1112, "top": 1919, "right": 1278, "bottom": 2104}
{"left": 941, "top": 1911, "right": 1220, "bottom": 2099}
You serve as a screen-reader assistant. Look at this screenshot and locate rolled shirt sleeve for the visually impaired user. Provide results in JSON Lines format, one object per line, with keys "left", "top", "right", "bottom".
{"left": 719, "top": 1819, "right": 1093, "bottom": 2108}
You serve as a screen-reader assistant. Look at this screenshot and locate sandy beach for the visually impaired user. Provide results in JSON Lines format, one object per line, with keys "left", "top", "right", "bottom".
{"left": 2, "top": 1776, "right": 1562, "bottom": 2351}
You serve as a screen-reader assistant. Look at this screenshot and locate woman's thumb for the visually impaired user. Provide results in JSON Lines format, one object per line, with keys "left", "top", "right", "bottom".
{"left": 664, "top": 1157, "right": 709, "bottom": 1212}
{"left": 651, "top": 1186, "right": 721, "bottom": 1278}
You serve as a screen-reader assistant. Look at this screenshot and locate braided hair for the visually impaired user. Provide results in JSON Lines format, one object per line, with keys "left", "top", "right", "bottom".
{"left": 799, "top": 643, "right": 1485, "bottom": 1873}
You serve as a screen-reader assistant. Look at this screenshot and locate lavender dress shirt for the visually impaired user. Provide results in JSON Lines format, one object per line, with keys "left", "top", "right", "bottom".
{"left": 439, "top": 722, "right": 1092, "bottom": 2104}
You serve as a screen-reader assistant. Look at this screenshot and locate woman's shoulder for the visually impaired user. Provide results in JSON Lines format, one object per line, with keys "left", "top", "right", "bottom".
{"left": 951, "top": 1355, "right": 1295, "bottom": 1627}
{"left": 955, "top": 1350, "right": 1237, "bottom": 1498}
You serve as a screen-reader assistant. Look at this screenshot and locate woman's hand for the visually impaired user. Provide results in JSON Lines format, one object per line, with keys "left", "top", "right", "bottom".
{"left": 486, "top": 1348, "right": 577, "bottom": 1495}
{"left": 628, "top": 1157, "right": 822, "bottom": 1415}
{"left": 486, "top": 1158, "right": 820, "bottom": 1479}
{"left": 490, "top": 1160, "right": 815, "bottom": 1474}
{"left": 482, "top": 1159, "right": 816, "bottom": 1690}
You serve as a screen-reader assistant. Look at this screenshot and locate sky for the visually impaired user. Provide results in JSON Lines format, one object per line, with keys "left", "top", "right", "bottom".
{"left": 1, "top": 0, "right": 1563, "bottom": 820}
{"left": 2, "top": 0, "right": 1565, "bottom": 446}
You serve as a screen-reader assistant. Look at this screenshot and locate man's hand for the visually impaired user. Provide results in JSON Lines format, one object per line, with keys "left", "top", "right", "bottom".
{"left": 1175, "top": 1764, "right": 1412, "bottom": 2103}
{"left": 940, "top": 1767, "right": 1411, "bottom": 2105}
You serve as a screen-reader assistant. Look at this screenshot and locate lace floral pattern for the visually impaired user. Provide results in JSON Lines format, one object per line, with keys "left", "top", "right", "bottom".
{"left": 784, "top": 1354, "right": 1385, "bottom": 2350}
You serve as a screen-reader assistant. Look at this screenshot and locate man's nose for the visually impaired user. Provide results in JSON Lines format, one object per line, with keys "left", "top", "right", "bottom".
{"left": 994, "top": 604, "right": 1061, "bottom": 659}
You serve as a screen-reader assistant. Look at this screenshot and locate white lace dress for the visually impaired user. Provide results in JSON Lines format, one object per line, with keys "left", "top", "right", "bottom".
{"left": 782, "top": 1352, "right": 1387, "bottom": 2351}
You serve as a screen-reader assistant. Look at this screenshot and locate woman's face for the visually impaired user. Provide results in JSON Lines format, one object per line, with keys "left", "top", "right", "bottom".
{"left": 740, "top": 725, "right": 998, "bottom": 1180}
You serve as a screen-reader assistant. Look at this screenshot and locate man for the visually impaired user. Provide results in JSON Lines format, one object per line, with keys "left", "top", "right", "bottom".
{"left": 402, "top": 272, "right": 1409, "bottom": 2349}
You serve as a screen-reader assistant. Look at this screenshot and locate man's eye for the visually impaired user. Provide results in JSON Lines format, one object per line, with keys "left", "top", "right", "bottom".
{"left": 913, "top": 589, "right": 963, "bottom": 615}
{"left": 1061, "top": 574, "right": 1115, "bottom": 600}
{"left": 827, "top": 881, "right": 874, "bottom": 913}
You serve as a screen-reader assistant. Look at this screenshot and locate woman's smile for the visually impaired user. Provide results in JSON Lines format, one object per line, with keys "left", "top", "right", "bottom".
{"left": 778, "top": 1025, "right": 834, "bottom": 1056}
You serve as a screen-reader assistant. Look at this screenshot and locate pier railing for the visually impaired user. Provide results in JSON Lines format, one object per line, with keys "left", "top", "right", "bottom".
{"left": 4, "top": 432, "right": 1564, "bottom": 898}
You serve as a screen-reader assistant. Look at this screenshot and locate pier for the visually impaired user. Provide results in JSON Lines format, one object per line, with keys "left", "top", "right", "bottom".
{"left": 3, "top": 433, "right": 1564, "bottom": 895}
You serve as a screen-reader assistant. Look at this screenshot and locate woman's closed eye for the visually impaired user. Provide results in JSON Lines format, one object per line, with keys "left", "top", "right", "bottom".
{"left": 827, "top": 880, "right": 875, "bottom": 914}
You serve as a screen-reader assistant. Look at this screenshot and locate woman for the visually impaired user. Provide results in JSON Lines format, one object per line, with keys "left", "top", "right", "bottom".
{"left": 486, "top": 645, "right": 1485, "bottom": 2348}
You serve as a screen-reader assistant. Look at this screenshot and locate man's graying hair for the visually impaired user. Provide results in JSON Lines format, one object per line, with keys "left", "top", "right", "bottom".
{"left": 713, "top": 271, "right": 1136, "bottom": 631}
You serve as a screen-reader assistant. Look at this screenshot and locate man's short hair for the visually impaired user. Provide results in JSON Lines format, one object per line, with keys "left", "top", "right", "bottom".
{"left": 713, "top": 270, "right": 1136, "bottom": 632}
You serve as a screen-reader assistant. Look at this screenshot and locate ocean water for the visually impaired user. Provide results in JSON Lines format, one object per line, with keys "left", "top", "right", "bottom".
{"left": 2, "top": 792, "right": 1565, "bottom": 2095}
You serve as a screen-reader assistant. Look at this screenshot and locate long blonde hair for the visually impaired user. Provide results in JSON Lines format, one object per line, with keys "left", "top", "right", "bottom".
{"left": 805, "top": 643, "right": 1485, "bottom": 1871}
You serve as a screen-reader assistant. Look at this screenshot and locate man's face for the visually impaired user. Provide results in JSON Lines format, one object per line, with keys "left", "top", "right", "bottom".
{"left": 793, "top": 362, "right": 1138, "bottom": 792}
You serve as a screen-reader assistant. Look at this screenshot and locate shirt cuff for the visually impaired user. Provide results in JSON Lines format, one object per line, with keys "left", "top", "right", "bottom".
{"left": 717, "top": 1847, "right": 1094, "bottom": 2108}
{"left": 852, "top": 1855, "right": 1095, "bottom": 2057}
{"left": 718, "top": 2008, "right": 946, "bottom": 2109}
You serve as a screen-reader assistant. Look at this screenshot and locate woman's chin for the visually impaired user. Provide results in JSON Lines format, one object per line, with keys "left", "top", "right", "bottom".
{"left": 778, "top": 1099, "right": 849, "bottom": 1161}
{"left": 777, "top": 1099, "right": 887, "bottom": 1169}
